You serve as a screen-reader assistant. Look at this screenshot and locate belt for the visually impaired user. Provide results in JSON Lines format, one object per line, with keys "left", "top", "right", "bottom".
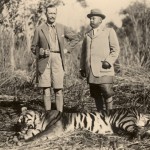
{"left": 50, "top": 51, "right": 60, "bottom": 53}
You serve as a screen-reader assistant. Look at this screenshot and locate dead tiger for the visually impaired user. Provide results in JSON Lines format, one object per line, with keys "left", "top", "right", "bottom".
{"left": 7, "top": 107, "right": 150, "bottom": 145}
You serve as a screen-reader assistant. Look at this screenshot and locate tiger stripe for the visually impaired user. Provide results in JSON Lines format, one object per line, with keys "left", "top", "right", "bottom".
{"left": 12, "top": 107, "right": 150, "bottom": 143}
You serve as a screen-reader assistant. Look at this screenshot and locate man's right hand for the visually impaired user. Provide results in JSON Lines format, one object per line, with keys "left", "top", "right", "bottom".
{"left": 39, "top": 48, "right": 49, "bottom": 57}
{"left": 44, "top": 49, "right": 50, "bottom": 57}
{"left": 80, "top": 70, "right": 86, "bottom": 78}
{"left": 39, "top": 48, "right": 45, "bottom": 56}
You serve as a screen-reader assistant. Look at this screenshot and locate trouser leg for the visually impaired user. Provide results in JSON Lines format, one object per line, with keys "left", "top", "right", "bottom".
{"left": 43, "top": 87, "right": 51, "bottom": 111}
{"left": 90, "top": 84, "right": 104, "bottom": 111}
{"left": 94, "top": 93, "right": 104, "bottom": 111}
{"left": 54, "top": 89, "right": 63, "bottom": 112}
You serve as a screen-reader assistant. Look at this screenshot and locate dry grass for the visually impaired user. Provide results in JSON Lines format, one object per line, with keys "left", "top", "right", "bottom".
{"left": 113, "top": 65, "right": 150, "bottom": 113}
{"left": 2, "top": 130, "right": 150, "bottom": 150}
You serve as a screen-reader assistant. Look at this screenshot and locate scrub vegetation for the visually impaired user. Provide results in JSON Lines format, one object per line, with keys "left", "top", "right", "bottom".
{"left": 0, "top": 0, "right": 150, "bottom": 149}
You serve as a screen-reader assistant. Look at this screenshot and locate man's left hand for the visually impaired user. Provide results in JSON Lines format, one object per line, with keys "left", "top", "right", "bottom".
{"left": 102, "top": 61, "right": 111, "bottom": 69}
{"left": 80, "top": 70, "right": 86, "bottom": 78}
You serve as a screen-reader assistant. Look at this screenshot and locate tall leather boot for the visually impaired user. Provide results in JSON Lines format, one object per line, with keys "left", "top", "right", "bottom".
{"left": 54, "top": 89, "right": 63, "bottom": 112}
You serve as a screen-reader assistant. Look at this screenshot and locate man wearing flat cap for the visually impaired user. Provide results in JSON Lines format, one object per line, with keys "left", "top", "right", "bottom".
{"left": 80, "top": 9, "right": 120, "bottom": 113}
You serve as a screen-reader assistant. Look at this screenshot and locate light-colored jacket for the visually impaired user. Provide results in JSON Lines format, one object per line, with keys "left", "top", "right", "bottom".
{"left": 31, "top": 23, "right": 78, "bottom": 74}
{"left": 80, "top": 26, "right": 120, "bottom": 77}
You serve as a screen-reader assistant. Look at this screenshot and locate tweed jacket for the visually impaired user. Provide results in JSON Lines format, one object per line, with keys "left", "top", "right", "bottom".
{"left": 31, "top": 22, "right": 78, "bottom": 74}
{"left": 80, "top": 26, "right": 120, "bottom": 77}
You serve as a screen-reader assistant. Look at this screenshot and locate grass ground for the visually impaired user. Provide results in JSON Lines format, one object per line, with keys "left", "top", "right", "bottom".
{"left": 0, "top": 65, "right": 150, "bottom": 149}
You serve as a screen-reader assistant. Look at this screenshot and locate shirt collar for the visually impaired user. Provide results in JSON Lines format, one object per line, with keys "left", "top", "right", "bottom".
{"left": 47, "top": 22, "right": 56, "bottom": 28}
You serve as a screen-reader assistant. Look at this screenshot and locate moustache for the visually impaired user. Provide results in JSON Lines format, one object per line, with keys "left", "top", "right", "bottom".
{"left": 49, "top": 17, "right": 55, "bottom": 19}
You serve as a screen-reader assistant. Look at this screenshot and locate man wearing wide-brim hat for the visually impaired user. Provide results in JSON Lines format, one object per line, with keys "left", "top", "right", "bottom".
{"left": 80, "top": 9, "right": 120, "bottom": 113}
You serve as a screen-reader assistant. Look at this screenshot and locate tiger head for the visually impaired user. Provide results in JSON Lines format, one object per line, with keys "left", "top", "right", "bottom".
{"left": 17, "top": 107, "right": 41, "bottom": 131}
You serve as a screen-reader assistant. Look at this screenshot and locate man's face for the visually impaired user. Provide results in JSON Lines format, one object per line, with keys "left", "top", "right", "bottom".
{"left": 46, "top": 7, "right": 57, "bottom": 24}
{"left": 90, "top": 16, "right": 102, "bottom": 28}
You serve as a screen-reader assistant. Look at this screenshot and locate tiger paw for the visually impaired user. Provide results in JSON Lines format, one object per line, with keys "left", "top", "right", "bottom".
{"left": 16, "top": 141, "right": 23, "bottom": 146}
{"left": 6, "top": 135, "right": 18, "bottom": 146}
{"left": 6, "top": 135, "right": 23, "bottom": 146}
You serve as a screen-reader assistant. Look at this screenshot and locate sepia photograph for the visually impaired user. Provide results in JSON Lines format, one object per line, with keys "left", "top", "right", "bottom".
{"left": 0, "top": 0, "right": 150, "bottom": 149}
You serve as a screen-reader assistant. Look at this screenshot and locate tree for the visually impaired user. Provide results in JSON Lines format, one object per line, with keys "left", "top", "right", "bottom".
{"left": 0, "top": 0, "right": 87, "bottom": 71}
{"left": 76, "top": 0, "right": 88, "bottom": 8}
{"left": 0, "top": 0, "right": 64, "bottom": 71}
{"left": 119, "top": 1, "right": 150, "bottom": 67}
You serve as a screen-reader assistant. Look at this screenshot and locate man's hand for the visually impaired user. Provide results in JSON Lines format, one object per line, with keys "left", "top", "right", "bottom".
{"left": 80, "top": 70, "right": 86, "bottom": 78}
{"left": 39, "top": 48, "right": 45, "bottom": 56}
{"left": 101, "top": 61, "right": 111, "bottom": 69}
{"left": 44, "top": 49, "right": 50, "bottom": 57}
{"left": 39, "top": 48, "right": 49, "bottom": 57}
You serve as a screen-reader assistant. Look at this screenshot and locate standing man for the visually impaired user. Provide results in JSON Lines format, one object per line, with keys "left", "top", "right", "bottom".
{"left": 80, "top": 9, "right": 120, "bottom": 113}
{"left": 31, "top": 5, "right": 78, "bottom": 112}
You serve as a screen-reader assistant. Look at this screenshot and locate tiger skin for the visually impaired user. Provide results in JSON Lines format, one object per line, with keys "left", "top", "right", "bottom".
{"left": 7, "top": 107, "right": 150, "bottom": 145}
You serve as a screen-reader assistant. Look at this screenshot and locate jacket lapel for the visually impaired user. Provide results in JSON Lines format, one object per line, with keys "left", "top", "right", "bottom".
{"left": 87, "top": 29, "right": 93, "bottom": 39}
{"left": 56, "top": 24, "right": 62, "bottom": 42}
{"left": 55, "top": 23, "right": 65, "bottom": 69}
{"left": 55, "top": 23, "right": 63, "bottom": 51}
{"left": 41, "top": 23, "right": 51, "bottom": 48}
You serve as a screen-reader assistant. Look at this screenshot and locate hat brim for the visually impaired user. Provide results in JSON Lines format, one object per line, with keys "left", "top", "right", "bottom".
{"left": 87, "top": 14, "right": 105, "bottom": 19}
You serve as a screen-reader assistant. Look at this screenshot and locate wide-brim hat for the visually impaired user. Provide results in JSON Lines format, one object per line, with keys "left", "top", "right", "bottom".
{"left": 87, "top": 9, "right": 106, "bottom": 19}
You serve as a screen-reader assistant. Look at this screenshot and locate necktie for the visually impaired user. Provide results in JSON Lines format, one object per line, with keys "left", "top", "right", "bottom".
{"left": 50, "top": 26, "right": 56, "bottom": 42}
{"left": 92, "top": 29, "right": 94, "bottom": 36}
